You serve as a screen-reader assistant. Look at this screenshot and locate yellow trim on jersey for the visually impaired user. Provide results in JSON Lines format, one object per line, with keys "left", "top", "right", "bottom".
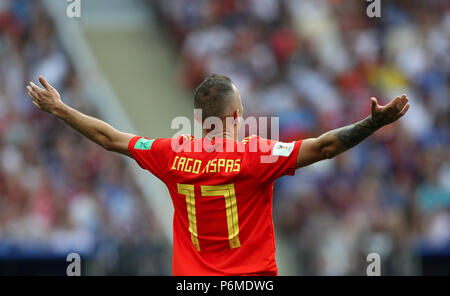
{"left": 201, "top": 184, "right": 241, "bottom": 249}
{"left": 177, "top": 184, "right": 200, "bottom": 251}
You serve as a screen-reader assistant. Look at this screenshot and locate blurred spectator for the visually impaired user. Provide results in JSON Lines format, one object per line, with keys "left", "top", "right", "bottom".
{"left": 152, "top": 0, "right": 450, "bottom": 275}
{"left": 0, "top": 0, "right": 169, "bottom": 275}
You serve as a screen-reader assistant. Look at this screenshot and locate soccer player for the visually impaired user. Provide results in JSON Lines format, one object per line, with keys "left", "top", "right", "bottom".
{"left": 26, "top": 75, "right": 409, "bottom": 275}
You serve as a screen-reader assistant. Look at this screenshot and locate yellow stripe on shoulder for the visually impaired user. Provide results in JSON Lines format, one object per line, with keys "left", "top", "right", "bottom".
{"left": 242, "top": 135, "right": 256, "bottom": 145}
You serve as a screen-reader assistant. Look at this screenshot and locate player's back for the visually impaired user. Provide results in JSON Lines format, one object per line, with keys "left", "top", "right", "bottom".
{"left": 128, "top": 135, "right": 302, "bottom": 275}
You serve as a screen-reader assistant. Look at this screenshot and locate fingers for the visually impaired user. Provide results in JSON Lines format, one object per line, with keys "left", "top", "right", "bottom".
{"left": 26, "top": 82, "right": 42, "bottom": 106}
{"left": 386, "top": 94, "right": 408, "bottom": 112}
{"left": 25, "top": 77, "right": 61, "bottom": 113}
{"left": 388, "top": 96, "right": 402, "bottom": 108}
{"left": 396, "top": 94, "right": 408, "bottom": 109}
{"left": 31, "top": 100, "right": 41, "bottom": 109}
{"left": 27, "top": 91, "right": 34, "bottom": 100}
{"left": 26, "top": 85, "right": 37, "bottom": 98}
{"left": 391, "top": 94, "right": 408, "bottom": 119}
{"left": 370, "top": 97, "right": 378, "bottom": 112}
{"left": 396, "top": 103, "right": 410, "bottom": 119}
{"left": 27, "top": 81, "right": 45, "bottom": 98}
{"left": 39, "top": 76, "right": 52, "bottom": 91}
{"left": 29, "top": 81, "right": 44, "bottom": 93}
{"left": 26, "top": 86, "right": 41, "bottom": 109}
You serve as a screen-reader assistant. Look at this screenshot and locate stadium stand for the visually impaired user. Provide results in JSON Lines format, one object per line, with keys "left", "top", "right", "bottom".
{"left": 0, "top": 0, "right": 169, "bottom": 275}
{"left": 151, "top": 0, "right": 450, "bottom": 275}
{"left": 0, "top": 0, "right": 448, "bottom": 276}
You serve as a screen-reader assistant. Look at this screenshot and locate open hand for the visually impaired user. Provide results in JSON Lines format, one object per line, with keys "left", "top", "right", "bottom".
{"left": 370, "top": 94, "right": 410, "bottom": 127}
{"left": 26, "top": 76, "right": 62, "bottom": 113}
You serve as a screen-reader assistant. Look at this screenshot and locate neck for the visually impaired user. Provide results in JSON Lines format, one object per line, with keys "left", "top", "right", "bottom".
{"left": 203, "top": 129, "right": 237, "bottom": 141}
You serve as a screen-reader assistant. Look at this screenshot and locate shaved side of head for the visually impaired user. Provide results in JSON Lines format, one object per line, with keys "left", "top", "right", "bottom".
{"left": 194, "top": 75, "right": 241, "bottom": 121}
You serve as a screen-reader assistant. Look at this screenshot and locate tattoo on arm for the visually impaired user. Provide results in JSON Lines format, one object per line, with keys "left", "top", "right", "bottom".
{"left": 334, "top": 116, "right": 382, "bottom": 149}
{"left": 296, "top": 115, "right": 385, "bottom": 168}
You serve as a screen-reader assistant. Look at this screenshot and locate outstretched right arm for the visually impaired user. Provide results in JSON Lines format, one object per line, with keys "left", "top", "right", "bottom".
{"left": 296, "top": 95, "right": 410, "bottom": 168}
{"left": 26, "top": 76, "right": 135, "bottom": 157}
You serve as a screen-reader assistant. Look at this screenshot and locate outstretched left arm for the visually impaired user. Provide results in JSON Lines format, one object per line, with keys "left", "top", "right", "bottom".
{"left": 26, "top": 76, "right": 135, "bottom": 157}
{"left": 296, "top": 95, "right": 410, "bottom": 168}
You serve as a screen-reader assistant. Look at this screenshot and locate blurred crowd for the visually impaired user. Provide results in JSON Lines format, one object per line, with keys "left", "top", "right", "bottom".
{"left": 0, "top": 0, "right": 169, "bottom": 275}
{"left": 153, "top": 0, "right": 450, "bottom": 275}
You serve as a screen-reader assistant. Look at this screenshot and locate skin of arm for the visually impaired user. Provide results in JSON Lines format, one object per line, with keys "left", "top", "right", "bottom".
{"left": 296, "top": 95, "right": 410, "bottom": 168}
{"left": 26, "top": 76, "right": 135, "bottom": 157}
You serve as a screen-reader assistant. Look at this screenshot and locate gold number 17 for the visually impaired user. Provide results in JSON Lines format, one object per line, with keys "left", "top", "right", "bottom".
{"left": 177, "top": 183, "right": 241, "bottom": 251}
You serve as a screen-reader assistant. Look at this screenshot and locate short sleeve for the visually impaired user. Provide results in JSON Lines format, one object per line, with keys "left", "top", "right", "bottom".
{"left": 244, "top": 136, "right": 302, "bottom": 184}
{"left": 128, "top": 136, "right": 172, "bottom": 181}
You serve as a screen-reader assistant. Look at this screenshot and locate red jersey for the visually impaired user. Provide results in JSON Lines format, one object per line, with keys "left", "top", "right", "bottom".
{"left": 128, "top": 135, "right": 302, "bottom": 275}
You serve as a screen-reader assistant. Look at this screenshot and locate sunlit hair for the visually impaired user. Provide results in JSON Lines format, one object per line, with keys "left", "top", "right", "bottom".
{"left": 194, "top": 74, "right": 235, "bottom": 120}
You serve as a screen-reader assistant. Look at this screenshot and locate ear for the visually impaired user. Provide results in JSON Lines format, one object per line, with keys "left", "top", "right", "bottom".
{"left": 232, "top": 109, "right": 240, "bottom": 121}
{"left": 232, "top": 109, "right": 242, "bottom": 127}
